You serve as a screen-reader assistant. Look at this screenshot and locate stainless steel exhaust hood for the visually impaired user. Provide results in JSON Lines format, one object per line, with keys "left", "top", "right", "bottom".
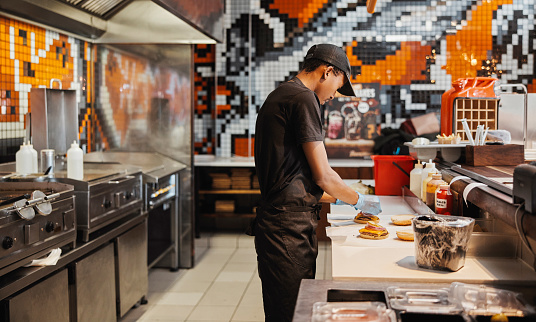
{"left": 0, "top": 0, "right": 219, "bottom": 43}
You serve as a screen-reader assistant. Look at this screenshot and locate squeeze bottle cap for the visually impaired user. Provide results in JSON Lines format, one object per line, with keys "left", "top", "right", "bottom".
{"left": 414, "top": 160, "right": 423, "bottom": 169}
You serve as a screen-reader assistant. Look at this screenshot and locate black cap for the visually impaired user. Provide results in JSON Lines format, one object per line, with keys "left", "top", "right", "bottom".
{"left": 304, "top": 44, "right": 356, "bottom": 97}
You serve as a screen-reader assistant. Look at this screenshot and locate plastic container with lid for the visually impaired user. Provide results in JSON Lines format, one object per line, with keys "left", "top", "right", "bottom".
{"left": 426, "top": 172, "right": 446, "bottom": 208}
{"left": 386, "top": 286, "right": 462, "bottom": 314}
{"left": 409, "top": 161, "right": 423, "bottom": 197}
{"left": 15, "top": 143, "right": 33, "bottom": 175}
{"left": 413, "top": 215, "right": 475, "bottom": 271}
{"left": 67, "top": 140, "right": 84, "bottom": 180}
{"left": 449, "top": 282, "right": 536, "bottom": 317}
{"left": 436, "top": 185, "right": 453, "bottom": 215}
{"left": 312, "top": 301, "right": 395, "bottom": 322}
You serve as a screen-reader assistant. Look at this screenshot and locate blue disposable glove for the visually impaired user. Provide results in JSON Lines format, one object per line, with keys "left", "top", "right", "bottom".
{"left": 334, "top": 192, "right": 382, "bottom": 216}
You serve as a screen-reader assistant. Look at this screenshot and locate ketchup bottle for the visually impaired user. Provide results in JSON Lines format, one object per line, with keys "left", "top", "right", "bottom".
{"left": 435, "top": 184, "right": 453, "bottom": 215}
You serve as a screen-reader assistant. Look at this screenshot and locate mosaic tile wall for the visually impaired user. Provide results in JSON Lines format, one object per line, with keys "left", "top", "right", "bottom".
{"left": 0, "top": 16, "right": 193, "bottom": 165}
{"left": 193, "top": 0, "right": 536, "bottom": 157}
{"left": 0, "top": 16, "right": 91, "bottom": 162}
{"left": 94, "top": 44, "right": 193, "bottom": 165}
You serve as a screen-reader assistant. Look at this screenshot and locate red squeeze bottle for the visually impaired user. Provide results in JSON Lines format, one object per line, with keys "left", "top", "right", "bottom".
{"left": 435, "top": 184, "right": 453, "bottom": 215}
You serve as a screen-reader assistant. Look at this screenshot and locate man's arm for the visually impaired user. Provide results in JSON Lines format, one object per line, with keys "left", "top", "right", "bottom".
{"left": 302, "top": 141, "right": 358, "bottom": 205}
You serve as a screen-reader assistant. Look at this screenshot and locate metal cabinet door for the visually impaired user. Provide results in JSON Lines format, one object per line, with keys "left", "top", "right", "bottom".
{"left": 8, "top": 269, "right": 69, "bottom": 322}
{"left": 116, "top": 219, "right": 148, "bottom": 317}
{"left": 73, "top": 243, "right": 116, "bottom": 322}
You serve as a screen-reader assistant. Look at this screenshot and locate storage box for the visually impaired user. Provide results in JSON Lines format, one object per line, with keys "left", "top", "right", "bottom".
{"left": 371, "top": 155, "right": 414, "bottom": 195}
{"left": 465, "top": 144, "right": 524, "bottom": 166}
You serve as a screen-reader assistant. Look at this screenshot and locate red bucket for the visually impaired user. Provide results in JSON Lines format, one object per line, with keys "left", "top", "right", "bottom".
{"left": 371, "top": 155, "right": 414, "bottom": 195}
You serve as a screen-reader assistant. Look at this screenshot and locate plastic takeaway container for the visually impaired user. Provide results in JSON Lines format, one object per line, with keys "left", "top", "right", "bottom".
{"left": 413, "top": 215, "right": 475, "bottom": 272}
{"left": 371, "top": 155, "right": 415, "bottom": 195}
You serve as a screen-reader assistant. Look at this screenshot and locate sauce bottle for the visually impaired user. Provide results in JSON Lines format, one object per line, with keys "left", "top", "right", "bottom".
{"left": 67, "top": 141, "right": 84, "bottom": 180}
{"left": 435, "top": 184, "right": 453, "bottom": 215}
{"left": 420, "top": 159, "right": 436, "bottom": 200}
{"left": 410, "top": 160, "right": 423, "bottom": 197}
{"left": 421, "top": 171, "right": 436, "bottom": 201}
{"left": 426, "top": 173, "right": 446, "bottom": 208}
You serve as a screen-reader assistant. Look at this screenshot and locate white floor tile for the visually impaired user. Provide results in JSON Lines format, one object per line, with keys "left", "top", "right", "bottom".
{"left": 156, "top": 292, "right": 204, "bottom": 306}
{"left": 215, "top": 271, "right": 254, "bottom": 283}
{"left": 120, "top": 232, "right": 332, "bottom": 321}
{"left": 231, "top": 304, "right": 265, "bottom": 321}
{"left": 187, "top": 305, "right": 236, "bottom": 321}
{"left": 139, "top": 304, "right": 194, "bottom": 321}
{"left": 198, "top": 281, "right": 248, "bottom": 306}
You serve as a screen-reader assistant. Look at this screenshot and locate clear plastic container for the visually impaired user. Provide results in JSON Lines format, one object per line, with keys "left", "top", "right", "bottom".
{"left": 386, "top": 286, "right": 462, "bottom": 314}
{"left": 312, "top": 301, "right": 395, "bottom": 322}
{"left": 449, "top": 282, "right": 535, "bottom": 317}
{"left": 413, "top": 215, "right": 475, "bottom": 271}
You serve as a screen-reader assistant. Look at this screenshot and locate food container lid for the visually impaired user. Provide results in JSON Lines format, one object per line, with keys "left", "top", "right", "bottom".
{"left": 413, "top": 214, "right": 475, "bottom": 228}
{"left": 386, "top": 287, "right": 463, "bottom": 314}
{"left": 312, "top": 301, "right": 395, "bottom": 322}
{"left": 448, "top": 282, "right": 536, "bottom": 317}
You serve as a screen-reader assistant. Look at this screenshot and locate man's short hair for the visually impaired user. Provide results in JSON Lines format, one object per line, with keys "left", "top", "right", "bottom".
{"left": 301, "top": 58, "right": 344, "bottom": 77}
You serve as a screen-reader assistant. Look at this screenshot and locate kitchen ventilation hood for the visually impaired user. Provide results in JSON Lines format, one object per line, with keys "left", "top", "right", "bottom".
{"left": 0, "top": 0, "right": 219, "bottom": 43}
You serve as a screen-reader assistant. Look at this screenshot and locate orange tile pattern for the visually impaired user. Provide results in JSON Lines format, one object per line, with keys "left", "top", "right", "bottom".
{"left": 269, "top": 0, "right": 330, "bottom": 28}
{"left": 0, "top": 16, "right": 91, "bottom": 161}
{"left": 198, "top": 0, "right": 535, "bottom": 157}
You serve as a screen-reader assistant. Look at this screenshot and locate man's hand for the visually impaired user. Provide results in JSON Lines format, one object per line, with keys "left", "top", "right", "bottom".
{"left": 334, "top": 192, "right": 382, "bottom": 216}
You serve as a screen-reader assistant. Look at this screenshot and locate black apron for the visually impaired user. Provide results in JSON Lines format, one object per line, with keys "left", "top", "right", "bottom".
{"left": 249, "top": 202, "right": 321, "bottom": 322}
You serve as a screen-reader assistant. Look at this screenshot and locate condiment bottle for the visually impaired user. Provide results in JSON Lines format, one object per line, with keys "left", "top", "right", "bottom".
{"left": 420, "top": 159, "right": 436, "bottom": 200}
{"left": 16, "top": 143, "right": 32, "bottom": 175}
{"left": 435, "top": 184, "right": 453, "bottom": 215}
{"left": 426, "top": 172, "right": 446, "bottom": 207}
{"left": 421, "top": 171, "right": 436, "bottom": 201}
{"left": 28, "top": 143, "right": 38, "bottom": 173}
{"left": 67, "top": 141, "right": 84, "bottom": 180}
{"left": 410, "top": 160, "right": 423, "bottom": 197}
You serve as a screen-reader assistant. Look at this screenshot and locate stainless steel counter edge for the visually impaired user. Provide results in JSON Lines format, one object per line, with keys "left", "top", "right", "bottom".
{"left": 194, "top": 155, "right": 374, "bottom": 168}
{"left": 293, "top": 279, "right": 536, "bottom": 321}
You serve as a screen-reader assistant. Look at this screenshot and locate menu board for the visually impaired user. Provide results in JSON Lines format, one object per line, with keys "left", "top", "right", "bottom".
{"left": 324, "top": 83, "right": 381, "bottom": 158}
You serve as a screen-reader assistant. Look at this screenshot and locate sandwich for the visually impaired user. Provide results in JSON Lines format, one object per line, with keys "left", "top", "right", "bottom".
{"left": 353, "top": 211, "right": 380, "bottom": 224}
{"left": 391, "top": 214, "right": 415, "bottom": 226}
{"left": 359, "top": 221, "right": 389, "bottom": 240}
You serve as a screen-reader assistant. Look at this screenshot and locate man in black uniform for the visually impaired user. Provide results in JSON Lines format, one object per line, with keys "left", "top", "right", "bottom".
{"left": 253, "top": 44, "right": 382, "bottom": 322}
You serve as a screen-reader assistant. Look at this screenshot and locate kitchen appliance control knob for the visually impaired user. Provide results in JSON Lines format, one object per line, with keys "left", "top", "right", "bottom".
{"left": 125, "top": 191, "right": 133, "bottom": 200}
{"left": 3, "top": 236, "right": 14, "bottom": 249}
{"left": 103, "top": 200, "right": 112, "bottom": 208}
{"left": 45, "top": 221, "right": 55, "bottom": 232}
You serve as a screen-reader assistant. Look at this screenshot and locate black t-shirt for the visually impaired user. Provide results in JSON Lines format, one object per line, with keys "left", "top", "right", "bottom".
{"left": 254, "top": 77, "right": 325, "bottom": 209}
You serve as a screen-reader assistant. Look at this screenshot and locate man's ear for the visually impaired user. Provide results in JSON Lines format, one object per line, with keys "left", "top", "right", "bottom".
{"left": 321, "top": 65, "right": 333, "bottom": 80}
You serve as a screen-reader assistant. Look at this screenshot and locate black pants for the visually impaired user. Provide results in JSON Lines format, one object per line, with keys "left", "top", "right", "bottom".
{"left": 253, "top": 207, "right": 319, "bottom": 322}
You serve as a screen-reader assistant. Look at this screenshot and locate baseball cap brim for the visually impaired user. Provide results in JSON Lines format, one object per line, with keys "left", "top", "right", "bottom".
{"left": 338, "top": 73, "right": 356, "bottom": 97}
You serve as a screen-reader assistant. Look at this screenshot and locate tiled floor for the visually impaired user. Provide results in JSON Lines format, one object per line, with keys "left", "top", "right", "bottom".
{"left": 120, "top": 232, "right": 332, "bottom": 322}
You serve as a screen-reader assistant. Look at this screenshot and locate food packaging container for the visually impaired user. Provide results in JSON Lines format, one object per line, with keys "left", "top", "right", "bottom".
{"left": 449, "top": 282, "right": 536, "bottom": 318}
{"left": 386, "top": 287, "right": 462, "bottom": 314}
{"left": 413, "top": 215, "right": 475, "bottom": 271}
{"left": 312, "top": 301, "right": 395, "bottom": 322}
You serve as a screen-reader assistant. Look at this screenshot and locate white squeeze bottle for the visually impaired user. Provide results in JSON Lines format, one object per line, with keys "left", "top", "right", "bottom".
{"left": 15, "top": 143, "right": 32, "bottom": 175}
{"left": 421, "top": 159, "right": 436, "bottom": 201}
{"left": 28, "top": 143, "right": 38, "bottom": 173}
{"left": 67, "top": 141, "right": 84, "bottom": 180}
{"left": 409, "top": 160, "right": 423, "bottom": 197}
